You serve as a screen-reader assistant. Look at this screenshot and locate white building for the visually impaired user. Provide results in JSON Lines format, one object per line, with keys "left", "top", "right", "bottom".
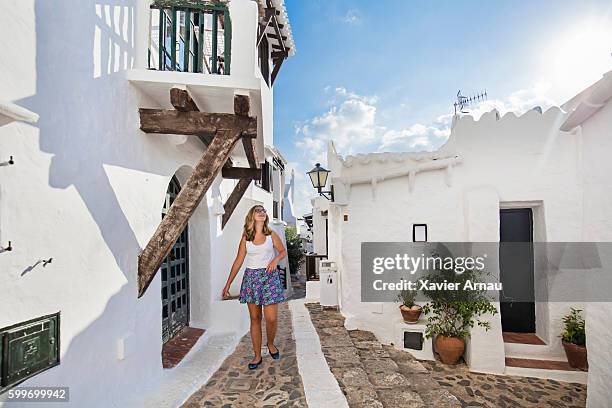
{"left": 0, "top": 0, "right": 294, "bottom": 406}
{"left": 312, "top": 71, "right": 612, "bottom": 407}
{"left": 282, "top": 168, "right": 297, "bottom": 227}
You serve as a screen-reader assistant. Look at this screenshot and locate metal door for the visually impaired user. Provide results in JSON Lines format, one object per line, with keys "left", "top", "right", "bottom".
{"left": 499, "top": 208, "right": 535, "bottom": 333}
{"left": 161, "top": 176, "right": 190, "bottom": 343}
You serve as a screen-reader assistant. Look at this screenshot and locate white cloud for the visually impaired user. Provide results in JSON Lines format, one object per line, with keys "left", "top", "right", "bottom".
{"left": 342, "top": 9, "right": 361, "bottom": 25}
{"left": 295, "top": 87, "right": 379, "bottom": 165}
{"left": 461, "top": 85, "right": 556, "bottom": 120}
{"left": 379, "top": 115, "right": 452, "bottom": 151}
{"left": 291, "top": 84, "right": 560, "bottom": 214}
{"left": 334, "top": 87, "right": 378, "bottom": 104}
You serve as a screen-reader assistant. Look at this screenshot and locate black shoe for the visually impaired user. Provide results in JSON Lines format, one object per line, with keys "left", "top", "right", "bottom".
{"left": 267, "top": 344, "right": 280, "bottom": 360}
{"left": 248, "top": 357, "right": 263, "bottom": 370}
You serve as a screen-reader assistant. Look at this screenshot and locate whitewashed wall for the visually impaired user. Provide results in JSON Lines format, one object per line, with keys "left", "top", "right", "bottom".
{"left": 311, "top": 197, "right": 329, "bottom": 256}
{"left": 580, "top": 99, "right": 612, "bottom": 408}
{"left": 327, "top": 107, "right": 586, "bottom": 375}
{"left": 0, "top": 0, "right": 280, "bottom": 407}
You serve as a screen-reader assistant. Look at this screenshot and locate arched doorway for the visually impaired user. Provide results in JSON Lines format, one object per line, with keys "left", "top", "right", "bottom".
{"left": 161, "top": 176, "right": 190, "bottom": 343}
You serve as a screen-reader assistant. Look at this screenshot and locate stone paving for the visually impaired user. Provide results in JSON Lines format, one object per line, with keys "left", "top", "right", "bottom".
{"left": 420, "top": 360, "right": 586, "bottom": 408}
{"left": 305, "top": 303, "right": 588, "bottom": 408}
{"left": 305, "top": 303, "right": 460, "bottom": 408}
{"left": 180, "top": 261, "right": 587, "bottom": 408}
{"left": 287, "top": 265, "right": 306, "bottom": 300}
{"left": 181, "top": 267, "right": 308, "bottom": 408}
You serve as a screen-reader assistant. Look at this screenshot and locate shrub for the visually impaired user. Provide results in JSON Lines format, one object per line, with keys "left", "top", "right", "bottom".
{"left": 285, "top": 226, "right": 303, "bottom": 275}
{"left": 397, "top": 288, "right": 417, "bottom": 308}
{"left": 421, "top": 267, "right": 498, "bottom": 339}
{"left": 561, "top": 308, "right": 586, "bottom": 346}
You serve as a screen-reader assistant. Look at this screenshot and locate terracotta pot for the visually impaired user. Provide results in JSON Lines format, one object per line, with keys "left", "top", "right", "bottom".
{"left": 435, "top": 335, "right": 465, "bottom": 365}
{"left": 562, "top": 340, "right": 588, "bottom": 371}
{"left": 399, "top": 305, "right": 422, "bottom": 323}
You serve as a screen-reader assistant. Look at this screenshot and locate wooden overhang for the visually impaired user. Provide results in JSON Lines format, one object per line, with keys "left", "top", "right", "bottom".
{"left": 257, "top": 0, "right": 290, "bottom": 85}
{"left": 137, "top": 87, "right": 260, "bottom": 297}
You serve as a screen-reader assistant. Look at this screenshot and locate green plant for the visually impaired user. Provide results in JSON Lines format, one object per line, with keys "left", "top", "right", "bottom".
{"left": 397, "top": 288, "right": 417, "bottom": 308}
{"left": 421, "top": 268, "right": 498, "bottom": 339}
{"left": 285, "top": 226, "right": 303, "bottom": 274}
{"left": 561, "top": 308, "right": 586, "bottom": 346}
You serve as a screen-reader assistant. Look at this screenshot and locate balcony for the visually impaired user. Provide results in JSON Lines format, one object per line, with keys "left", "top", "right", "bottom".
{"left": 148, "top": 1, "right": 231, "bottom": 75}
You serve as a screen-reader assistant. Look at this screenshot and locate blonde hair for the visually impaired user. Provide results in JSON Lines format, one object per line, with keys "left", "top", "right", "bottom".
{"left": 243, "top": 205, "right": 272, "bottom": 241}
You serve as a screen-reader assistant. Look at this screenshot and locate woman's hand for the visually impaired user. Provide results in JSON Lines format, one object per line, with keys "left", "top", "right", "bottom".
{"left": 222, "top": 284, "right": 231, "bottom": 299}
{"left": 266, "top": 258, "right": 279, "bottom": 273}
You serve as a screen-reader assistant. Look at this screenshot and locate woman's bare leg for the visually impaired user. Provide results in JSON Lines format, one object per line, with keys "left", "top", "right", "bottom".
{"left": 263, "top": 303, "right": 279, "bottom": 353}
{"left": 247, "top": 303, "right": 263, "bottom": 363}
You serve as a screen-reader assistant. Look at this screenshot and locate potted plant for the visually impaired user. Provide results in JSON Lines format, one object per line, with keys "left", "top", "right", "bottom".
{"left": 421, "top": 267, "right": 498, "bottom": 365}
{"left": 560, "top": 308, "right": 588, "bottom": 370}
{"left": 397, "top": 288, "right": 422, "bottom": 323}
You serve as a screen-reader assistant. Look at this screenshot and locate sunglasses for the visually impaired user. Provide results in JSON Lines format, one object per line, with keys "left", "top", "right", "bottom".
{"left": 254, "top": 207, "right": 267, "bottom": 214}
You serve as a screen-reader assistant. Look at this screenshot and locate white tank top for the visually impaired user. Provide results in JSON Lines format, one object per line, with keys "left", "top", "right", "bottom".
{"left": 245, "top": 235, "right": 275, "bottom": 269}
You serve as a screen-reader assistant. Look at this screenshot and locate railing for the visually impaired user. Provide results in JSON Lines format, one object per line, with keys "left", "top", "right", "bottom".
{"left": 149, "top": 1, "right": 231, "bottom": 74}
{"left": 305, "top": 253, "right": 327, "bottom": 281}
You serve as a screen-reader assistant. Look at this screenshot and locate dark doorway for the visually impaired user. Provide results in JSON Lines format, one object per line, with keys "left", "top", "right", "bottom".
{"left": 161, "top": 176, "right": 190, "bottom": 343}
{"left": 499, "top": 208, "right": 535, "bottom": 333}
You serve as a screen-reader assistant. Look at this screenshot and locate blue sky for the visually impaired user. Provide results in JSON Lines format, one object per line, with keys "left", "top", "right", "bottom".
{"left": 273, "top": 0, "right": 612, "bottom": 216}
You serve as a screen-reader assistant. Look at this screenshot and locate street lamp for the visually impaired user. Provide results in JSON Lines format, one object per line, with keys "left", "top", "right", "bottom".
{"left": 307, "top": 163, "right": 334, "bottom": 201}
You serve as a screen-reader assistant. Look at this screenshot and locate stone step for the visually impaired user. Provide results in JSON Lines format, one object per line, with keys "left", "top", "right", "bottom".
{"left": 502, "top": 332, "right": 545, "bottom": 345}
{"left": 505, "top": 357, "right": 578, "bottom": 371}
{"left": 504, "top": 357, "right": 589, "bottom": 384}
{"left": 504, "top": 341, "right": 567, "bottom": 361}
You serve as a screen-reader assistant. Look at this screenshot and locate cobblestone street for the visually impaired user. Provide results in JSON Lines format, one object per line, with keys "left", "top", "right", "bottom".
{"left": 181, "top": 300, "right": 307, "bottom": 408}
{"left": 180, "top": 269, "right": 308, "bottom": 408}
{"left": 179, "top": 266, "right": 586, "bottom": 408}
{"left": 305, "top": 303, "right": 587, "bottom": 408}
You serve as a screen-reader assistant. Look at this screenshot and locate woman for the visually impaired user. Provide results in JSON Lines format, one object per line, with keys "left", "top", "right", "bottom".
{"left": 222, "top": 204, "right": 287, "bottom": 369}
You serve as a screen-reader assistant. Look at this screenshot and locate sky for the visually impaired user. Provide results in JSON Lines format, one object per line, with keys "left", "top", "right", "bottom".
{"left": 272, "top": 0, "right": 612, "bottom": 217}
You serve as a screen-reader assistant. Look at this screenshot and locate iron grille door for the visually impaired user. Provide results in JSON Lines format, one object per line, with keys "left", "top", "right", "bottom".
{"left": 161, "top": 176, "right": 190, "bottom": 343}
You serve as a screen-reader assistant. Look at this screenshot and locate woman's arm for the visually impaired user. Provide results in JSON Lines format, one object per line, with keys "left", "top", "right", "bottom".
{"left": 222, "top": 235, "right": 247, "bottom": 299}
{"left": 267, "top": 231, "right": 288, "bottom": 272}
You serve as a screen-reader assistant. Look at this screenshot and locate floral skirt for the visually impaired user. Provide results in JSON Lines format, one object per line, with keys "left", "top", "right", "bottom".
{"left": 239, "top": 266, "right": 286, "bottom": 305}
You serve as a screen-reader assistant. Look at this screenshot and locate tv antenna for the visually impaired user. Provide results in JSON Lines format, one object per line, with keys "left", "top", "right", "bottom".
{"left": 454, "top": 90, "right": 487, "bottom": 114}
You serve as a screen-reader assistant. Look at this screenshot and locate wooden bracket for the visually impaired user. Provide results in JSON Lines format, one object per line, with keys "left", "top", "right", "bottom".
{"left": 139, "top": 109, "right": 257, "bottom": 137}
{"left": 137, "top": 92, "right": 259, "bottom": 297}
{"left": 169, "top": 87, "right": 233, "bottom": 168}
{"left": 271, "top": 56, "right": 285, "bottom": 85}
{"left": 221, "top": 167, "right": 261, "bottom": 180}
{"left": 221, "top": 178, "right": 252, "bottom": 229}
{"left": 234, "top": 94, "right": 259, "bottom": 169}
{"left": 170, "top": 87, "right": 200, "bottom": 112}
{"left": 138, "top": 129, "right": 243, "bottom": 297}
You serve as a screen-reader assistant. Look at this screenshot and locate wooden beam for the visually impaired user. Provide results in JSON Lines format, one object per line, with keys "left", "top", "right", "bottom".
{"left": 221, "top": 178, "right": 252, "bottom": 228}
{"left": 221, "top": 167, "right": 261, "bottom": 180}
{"left": 242, "top": 137, "right": 258, "bottom": 168}
{"left": 271, "top": 56, "right": 285, "bottom": 85}
{"left": 257, "top": 15, "right": 273, "bottom": 46}
{"left": 269, "top": 8, "right": 286, "bottom": 54}
{"left": 268, "top": 33, "right": 287, "bottom": 41}
{"left": 271, "top": 50, "right": 287, "bottom": 59}
{"left": 138, "top": 129, "right": 243, "bottom": 297}
{"left": 139, "top": 109, "right": 257, "bottom": 137}
{"left": 151, "top": 0, "right": 227, "bottom": 11}
{"left": 233, "top": 93, "right": 258, "bottom": 169}
{"left": 234, "top": 94, "right": 250, "bottom": 116}
{"left": 169, "top": 88, "right": 233, "bottom": 168}
{"left": 170, "top": 88, "right": 199, "bottom": 112}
